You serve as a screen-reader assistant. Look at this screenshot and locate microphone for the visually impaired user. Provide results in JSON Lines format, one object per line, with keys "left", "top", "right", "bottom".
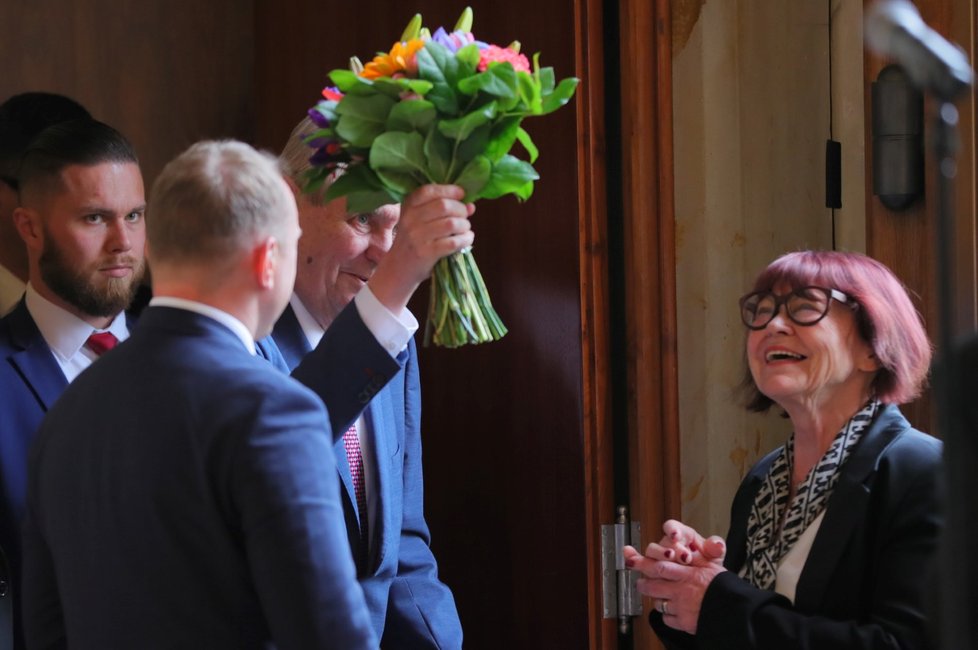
{"left": 865, "top": 0, "right": 974, "bottom": 100}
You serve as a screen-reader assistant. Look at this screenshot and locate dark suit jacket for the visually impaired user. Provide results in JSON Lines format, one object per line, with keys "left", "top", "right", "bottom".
{"left": 21, "top": 306, "right": 376, "bottom": 649}
{"left": 652, "top": 404, "right": 942, "bottom": 650}
{"left": 272, "top": 303, "right": 462, "bottom": 649}
{"left": 273, "top": 304, "right": 462, "bottom": 649}
{"left": 0, "top": 295, "right": 403, "bottom": 648}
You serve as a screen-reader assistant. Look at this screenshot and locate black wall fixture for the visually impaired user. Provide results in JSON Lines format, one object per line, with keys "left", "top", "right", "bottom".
{"left": 871, "top": 64, "right": 924, "bottom": 210}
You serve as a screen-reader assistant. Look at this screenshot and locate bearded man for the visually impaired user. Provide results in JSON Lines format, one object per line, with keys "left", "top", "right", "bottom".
{"left": 0, "top": 118, "right": 146, "bottom": 649}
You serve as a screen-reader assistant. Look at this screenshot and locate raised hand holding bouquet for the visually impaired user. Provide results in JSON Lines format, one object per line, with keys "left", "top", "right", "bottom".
{"left": 302, "top": 7, "right": 578, "bottom": 347}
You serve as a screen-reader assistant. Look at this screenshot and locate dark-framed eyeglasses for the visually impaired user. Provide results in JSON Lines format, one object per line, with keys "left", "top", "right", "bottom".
{"left": 739, "top": 286, "right": 852, "bottom": 330}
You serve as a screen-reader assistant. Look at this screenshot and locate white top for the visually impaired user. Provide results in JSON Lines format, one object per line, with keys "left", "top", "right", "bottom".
{"left": 775, "top": 511, "right": 826, "bottom": 604}
{"left": 25, "top": 284, "right": 130, "bottom": 382}
{"left": 0, "top": 262, "right": 25, "bottom": 317}
{"left": 290, "top": 286, "right": 417, "bottom": 548}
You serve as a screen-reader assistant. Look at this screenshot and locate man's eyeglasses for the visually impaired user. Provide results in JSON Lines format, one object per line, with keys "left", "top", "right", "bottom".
{"left": 739, "top": 286, "right": 852, "bottom": 330}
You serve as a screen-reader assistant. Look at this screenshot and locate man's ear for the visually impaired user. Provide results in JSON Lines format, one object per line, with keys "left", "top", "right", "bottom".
{"left": 13, "top": 207, "right": 43, "bottom": 251}
{"left": 253, "top": 236, "right": 279, "bottom": 290}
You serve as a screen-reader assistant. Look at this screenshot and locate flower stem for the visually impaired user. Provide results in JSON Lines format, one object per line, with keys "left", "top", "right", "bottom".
{"left": 424, "top": 249, "right": 506, "bottom": 347}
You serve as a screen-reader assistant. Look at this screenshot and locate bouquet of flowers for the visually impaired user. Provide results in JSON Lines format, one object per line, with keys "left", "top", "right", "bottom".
{"left": 302, "top": 7, "right": 578, "bottom": 347}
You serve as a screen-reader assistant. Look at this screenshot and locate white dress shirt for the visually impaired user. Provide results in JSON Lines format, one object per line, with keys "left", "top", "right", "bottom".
{"left": 25, "top": 284, "right": 130, "bottom": 382}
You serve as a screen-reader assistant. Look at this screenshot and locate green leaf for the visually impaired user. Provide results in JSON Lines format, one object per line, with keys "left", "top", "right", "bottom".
{"left": 323, "top": 166, "right": 399, "bottom": 213}
{"left": 386, "top": 99, "right": 437, "bottom": 133}
{"left": 369, "top": 78, "right": 409, "bottom": 99}
{"left": 515, "top": 127, "right": 539, "bottom": 163}
{"left": 324, "top": 164, "right": 382, "bottom": 198}
{"left": 329, "top": 69, "right": 363, "bottom": 92}
{"left": 335, "top": 114, "right": 382, "bottom": 148}
{"left": 334, "top": 93, "right": 396, "bottom": 147}
{"left": 456, "top": 123, "right": 491, "bottom": 165}
{"left": 416, "top": 42, "right": 460, "bottom": 114}
{"left": 438, "top": 101, "right": 497, "bottom": 140}
{"left": 484, "top": 117, "right": 521, "bottom": 162}
{"left": 424, "top": 128, "right": 453, "bottom": 183}
{"left": 514, "top": 180, "right": 534, "bottom": 201}
{"left": 375, "top": 168, "right": 422, "bottom": 196}
{"left": 303, "top": 167, "right": 330, "bottom": 195}
{"left": 480, "top": 155, "right": 539, "bottom": 199}
{"left": 517, "top": 71, "right": 542, "bottom": 114}
{"left": 458, "top": 63, "right": 518, "bottom": 101}
{"left": 541, "top": 77, "right": 579, "bottom": 115}
{"left": 537, "top": 66, "right": 556, "bottom": 94}
{"left": 346, "top": 189, "right": 402, "bottom": 213}
{"left": 405, "top": 79, "right": 434, "bottom": 95}
{"left": 456, "top": 43, "right": 481, "bottom": 72}
{"left": 335, "top": 92, "right": 396, "bottom": 119}
{"left": 369, "top": 131, "right": 428, "bottom": 175}
{"left": 455, "top": 155, "right": 492, "bottom": 200}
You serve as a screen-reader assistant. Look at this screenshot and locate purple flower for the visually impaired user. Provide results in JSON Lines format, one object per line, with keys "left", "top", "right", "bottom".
{"left": 307, "top": 107, "right": 331, "bottom": 129}
{"left": 430, "top": 27, "right": 486, "bottom": 53}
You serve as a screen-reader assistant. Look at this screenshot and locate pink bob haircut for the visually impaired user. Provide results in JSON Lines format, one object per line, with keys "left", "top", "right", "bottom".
{"left": 742, "top": 250, "right": 933, "bottom": 412}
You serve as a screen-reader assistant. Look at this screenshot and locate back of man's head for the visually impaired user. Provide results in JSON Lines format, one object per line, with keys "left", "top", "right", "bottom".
{"left": 148, "top": 140, "right": 289, "bottom": 266}
{"left": 0, "top": 92, "right": 91, "bottom": 186}
{"left": 18, "top": 118, "right": 138, "bottom": 205}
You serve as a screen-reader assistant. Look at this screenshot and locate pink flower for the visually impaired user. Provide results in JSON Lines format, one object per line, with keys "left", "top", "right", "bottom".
{"left": 477, "top": 45, "right": 530, "bottom": 73}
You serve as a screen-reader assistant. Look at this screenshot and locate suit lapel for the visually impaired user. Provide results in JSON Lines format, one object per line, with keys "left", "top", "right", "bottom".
{"left": 270, "top": 305, "right": 311, "bottom": 371}
{"left": 793, "top": 406, "right": 906, "bottom": 610}
{"left": 6, "top": 302, "right": 67, "bottom": 410}
{"left": 365, "top": 387, "right": 396, "bottom": 572}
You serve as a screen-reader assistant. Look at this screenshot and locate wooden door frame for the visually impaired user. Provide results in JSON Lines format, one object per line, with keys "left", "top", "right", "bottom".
{"left": 578, "top": 0, "right": 680, "bottom": 647}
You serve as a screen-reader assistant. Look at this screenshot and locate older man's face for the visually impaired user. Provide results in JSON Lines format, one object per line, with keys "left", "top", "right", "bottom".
{"left": 293, "top": 195, "right": 399, "bottom": 328}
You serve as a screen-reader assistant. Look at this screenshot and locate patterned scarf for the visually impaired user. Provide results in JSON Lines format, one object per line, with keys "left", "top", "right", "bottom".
{"left": 742, "top": 399, "right": 881, "bottom": 590}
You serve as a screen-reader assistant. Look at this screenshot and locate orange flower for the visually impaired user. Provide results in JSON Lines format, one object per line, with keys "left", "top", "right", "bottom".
{"left": 361, "top": 39, "right": 425, "bottom": 79}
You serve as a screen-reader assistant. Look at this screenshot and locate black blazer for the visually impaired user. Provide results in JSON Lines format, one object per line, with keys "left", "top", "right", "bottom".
{"left": 653, "top": 404, "right": 942, "bottom": 650}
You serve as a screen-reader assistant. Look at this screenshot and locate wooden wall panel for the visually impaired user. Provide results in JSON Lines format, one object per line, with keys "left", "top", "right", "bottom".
{"left": 0, "top": 0, "right": 256, "bottom": 184}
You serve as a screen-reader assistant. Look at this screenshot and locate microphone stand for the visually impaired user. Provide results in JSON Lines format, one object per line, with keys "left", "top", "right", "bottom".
{"left": 932, "top": 96, "right": 970, "bottom": 650}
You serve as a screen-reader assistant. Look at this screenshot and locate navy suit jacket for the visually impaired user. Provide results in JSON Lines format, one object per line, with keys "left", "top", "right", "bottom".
{"left": 273, "top": 304, "right": 462, "bottom": 649}
{"left": 652, "top": 404, "right": 942, "bottom": 650}
{"left": 21, "top": 306, "right": 376, "bottom": 649}
{"left": 0, "top": 301, "right": 145, "bottom": 648}
{"left": 0, "top": 298, "right": 397, "bottom": 648}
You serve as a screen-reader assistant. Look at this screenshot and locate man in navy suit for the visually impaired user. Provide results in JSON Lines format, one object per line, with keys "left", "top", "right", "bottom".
{"left": 276, "top": 118, "right": 471, "bottom": 648}
{"left": 0, "top": 119, "right": 147, "bottom": 647}
{"left": 22, "top": 140, "right": 376, "bottom": 648}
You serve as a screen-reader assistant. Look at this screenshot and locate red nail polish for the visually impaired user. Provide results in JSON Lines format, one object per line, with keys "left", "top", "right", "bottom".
{"left": 664, "top": 549, "right": 673, "bottom": 560}
{"left": 680, "top": 552, "right": 689, "bottom": 563}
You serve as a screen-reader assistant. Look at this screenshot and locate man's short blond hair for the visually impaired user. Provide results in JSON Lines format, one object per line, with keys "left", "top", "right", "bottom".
{"left": 148, "top": 140, "right": 289, "bottom": 264}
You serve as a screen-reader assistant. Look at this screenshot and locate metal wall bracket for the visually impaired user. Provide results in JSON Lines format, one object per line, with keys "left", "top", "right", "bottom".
{"left": 601, "top": 505, "right": 642, "bottom": 634}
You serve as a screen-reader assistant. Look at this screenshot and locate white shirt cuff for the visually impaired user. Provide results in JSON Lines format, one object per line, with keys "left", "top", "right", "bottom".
{"left": 354, "top": 286, "right": 418, "bottom": 357}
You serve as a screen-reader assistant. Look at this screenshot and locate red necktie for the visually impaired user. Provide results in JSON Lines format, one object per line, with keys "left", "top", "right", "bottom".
{"left": 86, "top": 332, "right": 118, "bottom": 356}
{"left": 343, "top": 423, "right": 369, "bottom": 554}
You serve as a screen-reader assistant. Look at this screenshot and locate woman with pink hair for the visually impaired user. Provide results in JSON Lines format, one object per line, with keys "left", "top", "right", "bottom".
{"left": 626, "top": 250, "right": 940, "bottom": 650}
